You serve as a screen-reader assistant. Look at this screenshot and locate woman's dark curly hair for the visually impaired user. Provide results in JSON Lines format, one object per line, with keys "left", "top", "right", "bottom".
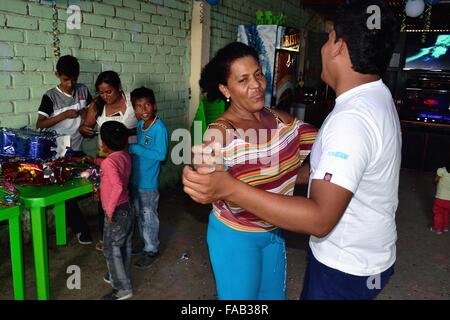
{"left": 334, "top": 0, "right": 399, "bottom": 75}
{"left": 199, "top": 42, "right": 260, "bottom": 101}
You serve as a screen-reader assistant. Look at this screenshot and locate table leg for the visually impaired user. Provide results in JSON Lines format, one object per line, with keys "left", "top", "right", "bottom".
{"left": 9, "top": 213, "right": 25, "bottom": 300}
{"left": 30, "top": 206, "right": 50, "bottom": 300}
{"left": 54, "top": 202, "right": 67, "bottom": 246}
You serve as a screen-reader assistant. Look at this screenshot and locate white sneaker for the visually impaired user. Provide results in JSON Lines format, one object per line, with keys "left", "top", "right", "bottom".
{"left": 76, "top": 232, "right": 93, "bottom": 245}
{"left": 101, "top": 289, "right": 133, "bottom": 300}
{"left": 430, "top": 227, "right": 442, "bottom": 235}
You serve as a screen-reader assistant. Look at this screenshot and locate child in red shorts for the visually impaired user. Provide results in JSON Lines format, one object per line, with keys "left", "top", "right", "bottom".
{"left": 431, "top": 162, "right": 450, "bottom": 235}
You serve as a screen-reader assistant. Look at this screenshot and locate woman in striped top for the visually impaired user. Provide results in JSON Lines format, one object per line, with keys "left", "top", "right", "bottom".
{"left": 193, "top": 42, "right": 316, "bottom": 300}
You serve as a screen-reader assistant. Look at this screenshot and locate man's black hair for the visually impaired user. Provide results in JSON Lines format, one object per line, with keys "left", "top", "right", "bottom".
{"left": 334, "top": 0, "right": 399, "bottom": 75}
{"left": 130, "top": 86, "right": 156, "bottom": 106}
{"left": 100, "top": 121, "right": 129, "bottom": 152}
{"left": 56, "top": 55, "right": 80, "bottom": 78}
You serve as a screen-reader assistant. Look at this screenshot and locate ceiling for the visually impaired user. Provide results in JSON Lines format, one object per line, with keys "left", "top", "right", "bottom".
{"left": 302, "top": 0, "right": 450, "bottom": 31}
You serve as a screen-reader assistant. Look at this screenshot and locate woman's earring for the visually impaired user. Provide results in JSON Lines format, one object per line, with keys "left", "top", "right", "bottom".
{"left": 226, "top": 97, "right": 230, "bottom": 103}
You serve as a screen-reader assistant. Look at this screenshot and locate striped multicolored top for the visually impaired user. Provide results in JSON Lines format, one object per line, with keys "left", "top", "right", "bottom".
{"left": 211, "top": 113, "right": 317, "bottom": 232}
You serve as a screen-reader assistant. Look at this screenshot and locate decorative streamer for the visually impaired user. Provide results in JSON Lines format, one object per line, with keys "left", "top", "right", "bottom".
{"left": 199, "top": 1, "right": 204, "bottom": 24}
{"left": 400, "top": 7, "right": 407, "bottom": 32}
{"left": 52, "top": 1, "right": 61, "bottom": 58}
{"left": 421, "top": 3, "right": 432, "bottom": 43}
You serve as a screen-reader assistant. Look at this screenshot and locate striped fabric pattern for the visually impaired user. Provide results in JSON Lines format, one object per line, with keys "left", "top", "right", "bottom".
{"left": 212, "top": 119, "right": 317, "bottom": 232}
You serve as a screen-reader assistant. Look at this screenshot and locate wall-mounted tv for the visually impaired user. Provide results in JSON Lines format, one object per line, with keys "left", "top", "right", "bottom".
{"left": 404, "top": 33, "right": 450, "bottom": 71}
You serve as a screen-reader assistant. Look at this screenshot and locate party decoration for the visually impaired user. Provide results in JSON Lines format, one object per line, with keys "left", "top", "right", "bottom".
{"left": 0, "top": 127, "right": 60, "bottom": 161}
{"left": 0, "top": 180, "right": 20, "bottom": 206}
{"left": 255, "top": 10, "right": 286, "bottom": 25}
{"left": 52, "top": 1, "right": 60, "bottom": 58}
{"left": 1, "top": 156, "right": 98, "bottom": 186}
{"left": 405, "top": 0, "right": 425, "bottom": 18}
{"left": 421, "top": 3, "right": 433, "bottom": 43}
{"left": 0, "top": 129, "right": 16, "bottom": 155}
{"left": 400, "top": 8, "right": 407, "bottom": 32}
{"left": 79, "top": 167, "right": 100, "bottom": 197}
{"left": 256, "top": 10, "right": 264, "bottom": 24}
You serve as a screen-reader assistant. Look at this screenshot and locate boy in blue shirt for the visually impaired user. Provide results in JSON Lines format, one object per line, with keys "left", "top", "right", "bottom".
{"left": 129, "top": 87, "right": 168, "bottom": 269}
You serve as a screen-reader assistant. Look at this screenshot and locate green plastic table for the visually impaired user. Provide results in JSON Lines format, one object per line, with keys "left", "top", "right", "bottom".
{"left": 16, "top": 178, "right": 92, "bottom": 300}
{"left": 0, "top": 205, "right": 25, "bottom": 300}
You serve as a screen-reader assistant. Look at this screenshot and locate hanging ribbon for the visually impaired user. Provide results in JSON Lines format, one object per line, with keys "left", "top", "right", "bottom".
{"left": 400, "top": 7, "right": 407, "bottom": 32}
{"left": 52, "top": 1, "right": 61, "bottom": 58}
{"left": 421, "top": 4, "right": 432, "bottom": 43}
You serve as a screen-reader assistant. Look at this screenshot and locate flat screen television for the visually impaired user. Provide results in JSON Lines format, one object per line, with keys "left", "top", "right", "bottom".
{"left": 403, "top": 88, "right": 450, "bottom": 124}
{"left": 404, "top": 33, "right": 450, "bottom": 71}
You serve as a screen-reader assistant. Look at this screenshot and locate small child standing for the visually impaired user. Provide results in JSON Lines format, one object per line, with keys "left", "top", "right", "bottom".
{"left": 431, "top": 161, "right": 450, "bottom": 235}
{"left": 129, "top": 87, "right": 168, "bottom": 269}
{"left": 99, "top": 121, "right": 134, "bottom": 300}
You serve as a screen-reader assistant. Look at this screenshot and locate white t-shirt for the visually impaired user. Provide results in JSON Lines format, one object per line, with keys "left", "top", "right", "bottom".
{"left": 436, "top": 167, "right": 450, "bottom": 201}
{"left": 96, "top": 92, "right": 137, "bottom": 146}
{"left": 38, "top": 84, "right": 91, "bottom": 151}
{"left": 309, "top": 80, "right": 401, "bottom": 276}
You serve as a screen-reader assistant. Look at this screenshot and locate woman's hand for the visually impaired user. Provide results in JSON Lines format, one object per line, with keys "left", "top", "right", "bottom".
{"left": 79, "top": 102, "right": 98, "bottom": 137}
{"left": 183, "top": 141, "right": 231, "bottom": 203}
{"left": 182, "top": 165, "right": 232, "bottom": 204}
{"left": 79, "top": 124, "right": 95, "bottom": 137}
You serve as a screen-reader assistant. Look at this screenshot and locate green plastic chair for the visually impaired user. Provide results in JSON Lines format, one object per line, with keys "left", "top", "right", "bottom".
{"left": 191, "top": 97, "right": 227, "bottom": 144}
{"left": 204, "top": 98, "right": 226, "bottom": 126}
{"left": 0, "top": 205, "right": 25, "bottom": 300}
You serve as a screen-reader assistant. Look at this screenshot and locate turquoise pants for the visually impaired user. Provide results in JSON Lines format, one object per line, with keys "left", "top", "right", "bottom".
{"left": 207, "top": 212, "right": 286, "bottom": 300}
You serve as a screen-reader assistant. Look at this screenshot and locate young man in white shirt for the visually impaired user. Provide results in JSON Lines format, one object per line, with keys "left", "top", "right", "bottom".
{"left": 183, "top": 0, "right": 401, "bottom": 300}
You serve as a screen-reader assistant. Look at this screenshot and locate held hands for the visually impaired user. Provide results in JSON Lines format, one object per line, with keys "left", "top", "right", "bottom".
{"left": 191, "top": 142, "right": 225, "bottom": 174}
{"left": 183, "top": 142, "right": 232, "bottom": 204}
{"left": 106, "top": 215, "right": 113, "bottom": 224}
{"left": 183, "top": 166, "right": 231, "bottom": 204}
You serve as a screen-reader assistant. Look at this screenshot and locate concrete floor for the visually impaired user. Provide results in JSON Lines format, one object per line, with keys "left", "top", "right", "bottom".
{"left": 0, "top": 169, "right": 449, "bottom": 300}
